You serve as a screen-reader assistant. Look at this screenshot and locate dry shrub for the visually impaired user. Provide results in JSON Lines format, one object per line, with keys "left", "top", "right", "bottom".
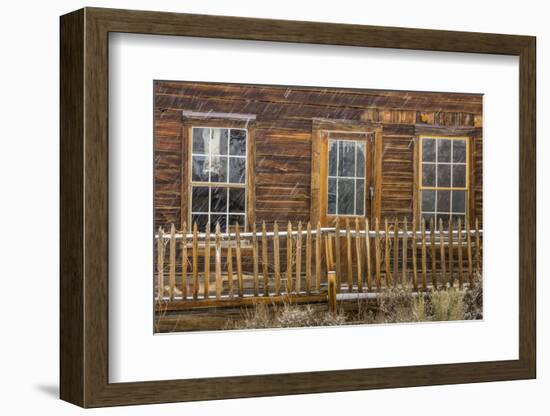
{"left": 463, "top": 272, "right": 483, "bottom": 320}
{"left": 431, "top": 289, "right": 465, "bottom": 321}
{"left": 378, "top": 286, "right": 415, "bottom": 323}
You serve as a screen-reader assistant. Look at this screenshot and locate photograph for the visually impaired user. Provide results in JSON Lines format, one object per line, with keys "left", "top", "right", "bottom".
{"left": 153, "top": 81, "right": 483, "bottom": 333}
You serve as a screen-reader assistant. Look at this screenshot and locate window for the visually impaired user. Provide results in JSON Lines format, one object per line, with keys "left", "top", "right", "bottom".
{"left": 190, "top": 127, "right": 247, "bottom": 231}
{"left": 327, "top": 139, "right": 366, "bottom": 216}
{"left": 419, "top": 136, "right": 468, "bottom": 226}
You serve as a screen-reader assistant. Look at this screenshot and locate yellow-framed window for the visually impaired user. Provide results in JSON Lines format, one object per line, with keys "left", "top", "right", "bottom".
{"left": 419, "top": 136, "right": 469, "bottom": 227}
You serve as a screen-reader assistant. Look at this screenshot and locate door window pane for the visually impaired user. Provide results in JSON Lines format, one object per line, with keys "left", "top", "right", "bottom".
{"left": 192, "top": 128, "right": 210, "bottom": 154}
{"left": 338, "top": 141, "right": 355, "bottom": 177}
{"left": 191, "top": 186, "right": 209, "bottom": 212}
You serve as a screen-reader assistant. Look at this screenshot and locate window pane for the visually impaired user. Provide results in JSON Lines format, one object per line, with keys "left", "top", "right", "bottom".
{"left": 229, "top": 157, "right": 246, "bottom": 183}
{"left": 210, "top": 214, "right": 227, "bottom": 231}
{"left": 453, "top": 140, "right": 467, "bottom": 163}
{"left": 421, "top": 190, "right": 436, "bottom": 212}
{"left": 436, "top": 214, "right": 450, "bottom": 227}
{"left": 452, "top": 165, "right": 466, "bottom": 187}
{"left": 328, "top": 178, "right": 337, "bottom": 214}
{"left": 437, "top": 164, "right": 451, "bottom": 187}
{"left": 422, "top": 163, "right": 436, "bottom": 187}
{"left": 422, "top": 213, "right": 435, "bottom": 229}
{"left": 192, "top": 128, "right": 210, "bottom": 155}
{"left": 210, "top": 187, "right": 227, "bottom": 213}
{"left": 450, "top": 214, "right": 465, "bottom": 227}
{"left": 191, "top": 214, "right": 209, "bottom": 230}
{"left": 338, "top": 141, "right": 355, "bottom": 177}
{"left": 355, "top": 179, "right": 365, "bottom": 215}
{"left": 191, "top": 186, "right": 209, "bottom": 212}
{"left": 452, "top": 190, "right": 466, "bottom": 214}
{"left": 210, "top": 156, "right": 228, "bottom": 182}
{"left": 356, "top": 142, "right": 366, "bottom": 177}
{"left": 337, "top": 178, "right": 354, "bottom": 215}
{"left": 191, "top": 155, "right": 209, "bottom": 182}
{"left": 328, "top": 140, "right": 337, "bottom": 176}
{"left": 422, "top": 139, "right": 436, "bottom": 162}
{"left": 437, "top": 190, "right": 451, "bottom": 212}
{"left": 210, "top": 128, "right": 228, "bottom": 155}
{"left": 228, "top": 215, "right": 245, "bottom": 230}
{"left": 437, "top": 139, "right": 452, "bottom": 162}
{"left": 229, "top": 188, "right": 246, "bottom": 213}
{"left": 229, "top": 129, "right": 246, "bottom": 156}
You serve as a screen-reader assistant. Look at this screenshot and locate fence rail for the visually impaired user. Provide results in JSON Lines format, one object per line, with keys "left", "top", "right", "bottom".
{"left": 155, "top": 218, "right": 483, "bottom": 306}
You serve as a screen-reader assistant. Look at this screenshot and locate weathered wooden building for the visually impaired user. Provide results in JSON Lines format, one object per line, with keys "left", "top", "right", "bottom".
{"left": 154, "top": 81, "right": 482, "bottom": 232}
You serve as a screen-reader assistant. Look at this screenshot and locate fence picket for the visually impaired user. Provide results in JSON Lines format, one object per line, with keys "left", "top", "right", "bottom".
{"left": 296, "top": 221, "right": 302, "bottom": 294}
{"left": 365, "top": 218, "right": 372, "bottom": 291}
{"left": 475, "top": 217, "right": 481, "bottom": 274}
{"left": 375, "top": 218, "right": 382, "bottom": 289}
{"left": 412, "top": 219, "right": 418, "bottom": 291}
{"left": 393, "top": 218, "right": 399, "bottom": 286}
{"left": 346, "top": 218, "right": 353, "bottom": 292}
{"left": 215, "top": 223, "right": 222, "bottom": 300}
{"left": 235, "top": 223, "right": 243, "bottom": 297}
{"left": 306, "top": 222, "right": 312, "bottom": 294}
{"left": 273, "top": 222, "right": 281, "bottom": 295}
{"left": 385, "top": 218, "right": 391, "bottom": 286}
{"left": 421, "top": 219, "right": 427, "bottom": 290}
{"left": 192, "top": 223, "right": 198, "bottom": 299}
{"left": 430, "top": 218, "right": 437, "bottom": 290}
{"left": 458, "top": 218, "right": 464, "bottom": 289}
{"left": 252, "top": 222, "right": 259, "bottom": 296}
{"left": 439, "top": 218, "right": 446, "bottom": 286}
{"left": 448, "top": 218, "right": 454, "bottom": 288}
{"left": 286, "top": 222, "right": 293, "bottom": 294}
{"left": 402, "top": 217, "right": 408, "bottom": 286}
{"left": 227, "top": 233, "right": 234, "bottom": 298}
{"left": 169, "top": 224, "right": 176, "bottom": 301}
{"left": 262, "top": 222, "right": 269, "bottom": 296}
{"left": 204, "top": 224, "right": 210, "bottom": 299}
{"left": 467, "top": 219, "right": 473, "bottom": 287}
{"left": 157, "top": 227, "right": 164, "bottom": 300}
{"left": 316, "top": 222, "right": 322, "bottom": 292}
{"left": 355, "top": 218, "right": 362, "bottom": 293}
{"left": 335, "top": 220, "right": 341, "bottom": 291}
{"left": 181, "top": 222, "right": 188, "bottom": 299}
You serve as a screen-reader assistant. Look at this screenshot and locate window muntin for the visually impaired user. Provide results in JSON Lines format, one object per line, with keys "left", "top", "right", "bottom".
{"left": 327, "top": 139, "right": 366, "bottom": 216}
{"left": 420, "top": 137, "right": 468, "bottom": 226}
{"left": 190, "top": 127, "right": 247, "bottom": 231}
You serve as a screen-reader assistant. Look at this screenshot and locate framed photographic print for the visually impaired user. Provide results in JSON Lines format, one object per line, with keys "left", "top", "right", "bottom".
{"left": 60, "top": 7, "right": 536, "bottom": 407}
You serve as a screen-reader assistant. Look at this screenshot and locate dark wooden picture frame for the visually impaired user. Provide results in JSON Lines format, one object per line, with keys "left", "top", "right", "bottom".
{"left": 60, "top": 7, "right": 536, "bottom": 408}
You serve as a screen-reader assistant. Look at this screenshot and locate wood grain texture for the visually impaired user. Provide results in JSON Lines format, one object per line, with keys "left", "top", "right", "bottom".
{"left": 60, "top": 7, "right": 536, "bottom": 408}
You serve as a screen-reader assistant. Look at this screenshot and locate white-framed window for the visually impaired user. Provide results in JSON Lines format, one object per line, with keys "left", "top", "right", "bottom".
{"left": 190, "top": 127, "right": 247, "bottom": 231}
{"left": 327, "top": 139, "right": 366, "bottom": 216}
{"left": 419, "top": 136, "right": 469, "bottom": 226}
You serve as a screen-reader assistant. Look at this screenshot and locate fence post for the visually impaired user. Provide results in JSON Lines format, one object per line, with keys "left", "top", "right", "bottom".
{"left": 306, "top": 222, "right": 312, "bottom": 294}
{"left": 215, "top": 223, "right": 222, "bottom": 300}
{"left": 157, "top": 227, "right": 164, "bottom": 300}
{"left": 262, "top": 221, "right": 269, "bottom": 296}
{"left": 235, "top": 223, "right": 243, "bottom": 297}
{"left": 169, "top": 224, "right": 176, "bottom": 301}
{"left": 204, "top": 223, "right": 210, "bottom": 299}
{"left": 192, "top": 223, "right": 198, "bottom": 299}
{"left": 273, "top": 222, "right": 281, "bottom": 295}
{"left": 365, "top": 218, "right": 372, "bottom": 291}
{"left": 430, "top": 218, "right": 437, "bottom": 290}
{"left": 286, "top": 221, "right": 293, "bottom": 294}
{"left": 475, "top": 217, "right": 481, "bottom": 274}
{"left": 327, "top": 271, "right": 337, "bottom": 315}
{"left": 252, "top": 222, "right": 259, "bottom": 296}
{"left": 181, "top": 222, "right": 188, "bottom": 300}
{"left": 355, "top": 218, "right": 363, "bottom": 293}
{"left": 402, "top": 217, "right": 408, "bottom": 286}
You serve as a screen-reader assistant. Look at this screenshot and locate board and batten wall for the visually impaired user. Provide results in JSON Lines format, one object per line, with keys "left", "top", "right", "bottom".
{"left": 154, "top": 81, "right": 483, "bottom": 231}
